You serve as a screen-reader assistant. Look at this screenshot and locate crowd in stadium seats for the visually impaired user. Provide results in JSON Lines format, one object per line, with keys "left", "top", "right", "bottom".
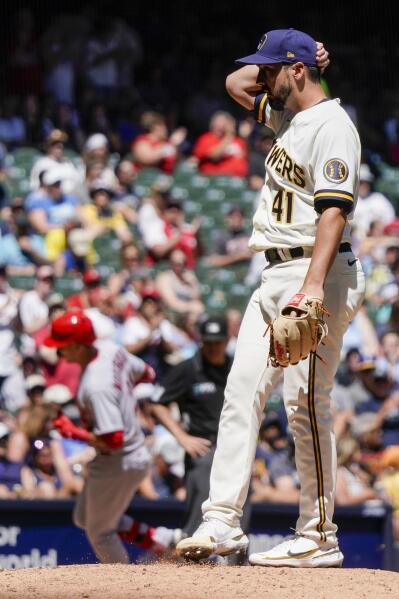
{"left": 1, "top": 4, "right": 399, "bottom": 542}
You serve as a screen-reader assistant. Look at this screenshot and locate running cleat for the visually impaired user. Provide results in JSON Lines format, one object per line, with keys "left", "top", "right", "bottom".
{"left": 176, "top": 518, "right": 249, "bottom": 562}
{"left": 249, "top": 533, "right": 344, "bottom": 568}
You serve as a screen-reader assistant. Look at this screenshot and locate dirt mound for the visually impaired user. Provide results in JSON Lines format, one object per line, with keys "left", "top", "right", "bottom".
{"left": 0, "top": 563, "right": 398, "bottom": 598}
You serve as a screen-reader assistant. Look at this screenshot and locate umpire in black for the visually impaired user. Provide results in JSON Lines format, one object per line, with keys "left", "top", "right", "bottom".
{"left": 151, "top": 315, "right": 233, "bottom": 536}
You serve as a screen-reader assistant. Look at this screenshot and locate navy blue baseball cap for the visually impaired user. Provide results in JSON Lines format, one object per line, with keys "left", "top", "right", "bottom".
{"left": 236, "top": 29, "right": 317, "bottom": 67}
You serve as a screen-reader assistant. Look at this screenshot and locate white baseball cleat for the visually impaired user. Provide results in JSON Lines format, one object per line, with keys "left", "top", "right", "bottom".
{"left": 176, "top": 518, "right": 249, "bottom": 561}
{"left": 249, "top": 534, "right": 344, "bottom": 568}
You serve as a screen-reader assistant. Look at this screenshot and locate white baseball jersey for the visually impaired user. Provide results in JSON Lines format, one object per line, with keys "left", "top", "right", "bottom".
{"left": 77, "top": 339, "right": 149, "bottom": 456}
{"left": 250, "top": 98, "right": 361, "bottom": 250}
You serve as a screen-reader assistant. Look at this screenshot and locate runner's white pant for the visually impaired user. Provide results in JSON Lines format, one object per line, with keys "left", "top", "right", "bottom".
{"left": 202, "top": 251, "right": 365, "bottom": 544}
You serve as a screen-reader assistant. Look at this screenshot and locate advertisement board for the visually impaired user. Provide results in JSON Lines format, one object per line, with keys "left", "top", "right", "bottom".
{"left": 0, "top": 499, "right": 394, "bottom": 570}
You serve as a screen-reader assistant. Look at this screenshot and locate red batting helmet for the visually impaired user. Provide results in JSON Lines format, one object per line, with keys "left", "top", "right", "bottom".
{"left": 44, "top": 311, "right": 96, "bottom": 348}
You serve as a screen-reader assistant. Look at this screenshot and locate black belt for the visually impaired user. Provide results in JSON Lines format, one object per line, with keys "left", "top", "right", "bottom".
{"left": 265, "top": 242, "right": 352, "bottom": 263}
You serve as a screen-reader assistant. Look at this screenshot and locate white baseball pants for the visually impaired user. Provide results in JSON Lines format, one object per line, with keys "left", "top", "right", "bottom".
{"left": 202, "top": 251, "right": 365, "bottom": 544}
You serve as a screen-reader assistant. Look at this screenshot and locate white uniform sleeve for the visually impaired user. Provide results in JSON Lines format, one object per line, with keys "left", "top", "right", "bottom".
{"left": 312, "top": 119, "right": 360, "bottom": 214}
{"left": 86, "top": 388, "right": 124, "bottom": 435}
{"left": 126, "top": 352, "right": 150, "bottom": 381}
{"left": 253, "top": 92, "right": 288, "bottom": 134}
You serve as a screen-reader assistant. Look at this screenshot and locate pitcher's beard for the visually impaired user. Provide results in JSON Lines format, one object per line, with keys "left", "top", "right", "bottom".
{"left": 269, "top": 81, "right": 292, "bottom": 111}
{"left": 268, "top": 97, "right": 285, "bottom": 111}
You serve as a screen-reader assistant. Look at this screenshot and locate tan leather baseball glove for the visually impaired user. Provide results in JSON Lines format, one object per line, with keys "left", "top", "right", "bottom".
{"left": 268, "top": 293, "right": 329, "bottom": 368}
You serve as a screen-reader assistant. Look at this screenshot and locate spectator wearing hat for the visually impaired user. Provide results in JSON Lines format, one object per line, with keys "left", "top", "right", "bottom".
{"left": 81, "top": 133, "right": 117, "bottom": 179}
{"left": 350, "top": 412, "right": 383, "bottom": 461}
{"left": 206, "top": 205, "right": 251, "bottom": 267}
{"left": 347, "top": 360, "right": 399, "bottom": 449}
{"left": 25, "top": 374, "right": 46, "bottom": 407}
{"left": 30, "top": 129, "right": 80, "bottom": 194}
{"left": 26, "top": 166, "right": 81, "bottom": 262}
{"left": 331, "top": 351, "right": 380, "bottom": 441}
{"left": 83, "top": 133, "right": 109, "bottom": 162}
{"left": 121, "top": 290, "right": 178, "bottom": 381}
{"left": 26, "top": 166, "right": 80, "bottom": 235}
{"left": 150, "top": 316, "right": 251, "bottom": 538}
{"left": 66, "top": 268, "right": 102, "bottom": 311}
{"left": 79, "top": 133, "right": 118, "bottom": 194}
{"left": 132, "top": 111, "right": 187, "bottom": 174}
{"left": 353, "top": 163, "right": 395, "bottom": 241}
{"left": 191, "top": 111, "right": 248, "bottom": 177}
{"left": 155, "top": 249, "right": 205, "bottom": 318}
{"left": 80, "top": 178, "right": 132, "bottom": 244}
{"left": 140, "top": 433, "right": 185, "bottom": 500}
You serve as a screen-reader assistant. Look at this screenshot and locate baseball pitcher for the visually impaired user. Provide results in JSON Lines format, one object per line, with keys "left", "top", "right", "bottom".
{"left": 177, "top": 29, "right": 365, "bottom": 567}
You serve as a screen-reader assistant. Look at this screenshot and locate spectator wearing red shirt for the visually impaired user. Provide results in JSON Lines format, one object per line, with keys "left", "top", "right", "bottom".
{"left": 132, "top": 111, "right": 187, "bottom": 174}
{"left": 192, "top": 111, "right": 248, "bottom": 177}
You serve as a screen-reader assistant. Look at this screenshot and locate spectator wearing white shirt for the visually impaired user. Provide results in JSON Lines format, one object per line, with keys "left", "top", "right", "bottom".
{"left": 18, "top": 265, "right": 54, "bottom": 337}
{"left": 30, "top": 129, "right": 80, "bottom": 194}
{"left": 122, "top": 289, "right": 178, "bottom": 381}
{"left": 0, "top": 266, "right": 25, "bottom": 412}
{"left": 353, "top": 164, "right": 395, "bottom": 240}
{"left": 138, "top": 183, "right": 178, "bottom": 259}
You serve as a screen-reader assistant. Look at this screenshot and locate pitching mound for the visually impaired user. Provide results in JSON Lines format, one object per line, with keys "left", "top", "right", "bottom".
{"left": 0, "top": 563, "right": 398, "bottom": 598}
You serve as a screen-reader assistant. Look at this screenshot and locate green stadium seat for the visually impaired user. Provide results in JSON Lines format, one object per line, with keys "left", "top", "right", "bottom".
{"left": 11, "top": 147, "right": 41, "bottom": 171}
{"left": 375, "top": 161, "right": 399, "bottom": 209}
{"left": 7, "top": 276, "right": 34, "bottom": 291}
{"left": 55, "top": 277, "right": 83, "bottom": 297}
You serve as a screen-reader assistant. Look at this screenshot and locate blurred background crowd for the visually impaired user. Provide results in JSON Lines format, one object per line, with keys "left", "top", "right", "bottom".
{"left": 1, "top": 1, "right": 399, "bottom": 545}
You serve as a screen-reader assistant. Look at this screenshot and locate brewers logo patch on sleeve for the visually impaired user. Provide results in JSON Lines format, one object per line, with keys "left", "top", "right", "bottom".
{"left": 323, "top": 158, "right": 349, "bottom": 183}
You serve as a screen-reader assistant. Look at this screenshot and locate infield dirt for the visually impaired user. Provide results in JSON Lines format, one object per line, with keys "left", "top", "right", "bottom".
{"left": 1, "top": 562, "right": 399, "bottom": 598}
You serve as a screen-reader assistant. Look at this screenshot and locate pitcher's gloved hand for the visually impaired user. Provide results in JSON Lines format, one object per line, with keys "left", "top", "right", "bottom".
{"left": 268, "top": 293, "right": 329, "bottom": 367}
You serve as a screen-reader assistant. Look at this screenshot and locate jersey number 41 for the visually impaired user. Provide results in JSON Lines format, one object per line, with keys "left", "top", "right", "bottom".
{"left": 272, "top": 189, "right": 294, "bottom": 224}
